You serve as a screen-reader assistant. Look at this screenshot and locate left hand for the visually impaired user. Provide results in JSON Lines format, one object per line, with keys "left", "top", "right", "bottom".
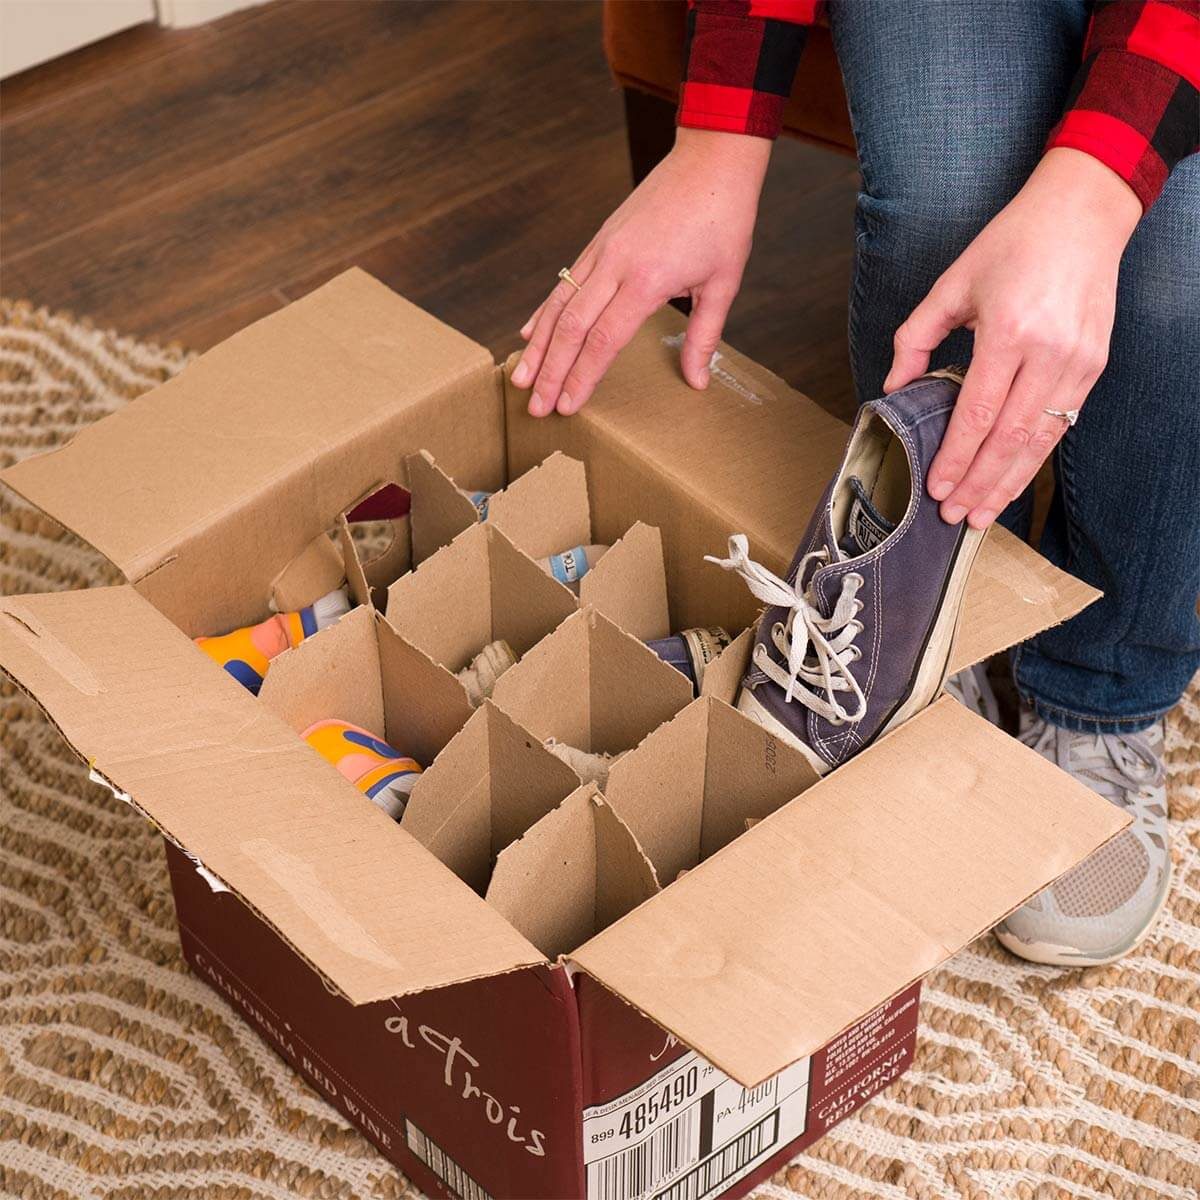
{"left": 884, "top": 147, "right": 1142, "bottom": 529}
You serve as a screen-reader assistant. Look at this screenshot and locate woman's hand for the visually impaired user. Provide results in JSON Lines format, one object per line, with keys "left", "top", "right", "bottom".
{"left": 884, "top": 147, "right": 1142, "bottom": 529}
{"left": 512, "top": 128, "right": 771, "bottom": 417}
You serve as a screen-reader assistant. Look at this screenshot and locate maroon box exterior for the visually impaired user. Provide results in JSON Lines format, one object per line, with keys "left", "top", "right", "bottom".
{"left": 165, "top": 841, "right": 920, "bottom": 1200}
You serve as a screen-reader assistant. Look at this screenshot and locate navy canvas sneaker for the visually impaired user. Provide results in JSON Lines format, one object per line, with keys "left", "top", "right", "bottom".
{"left": 708, "top": 370, "right": 984, "bottom": 775}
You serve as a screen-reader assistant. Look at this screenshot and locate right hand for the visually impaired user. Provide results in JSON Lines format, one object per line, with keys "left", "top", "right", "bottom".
{"left": 511, "top": 128, "right": 771, "bottom": 417}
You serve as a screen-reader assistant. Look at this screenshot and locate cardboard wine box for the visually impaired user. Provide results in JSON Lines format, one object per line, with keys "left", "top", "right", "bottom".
{"left": 0, "top": 269, "right": 1126, "bottom": 1200}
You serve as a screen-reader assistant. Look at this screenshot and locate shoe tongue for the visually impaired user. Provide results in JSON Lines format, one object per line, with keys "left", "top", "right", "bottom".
{"left": 838, "top": 476, "right": 896, "bottom": 559}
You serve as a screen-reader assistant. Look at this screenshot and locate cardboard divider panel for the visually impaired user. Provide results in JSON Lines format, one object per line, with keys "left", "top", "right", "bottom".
{"left": 698, "top": 626, "right": 756, "bottom": 706}
{"left": 486, "top": 451, "right": 670, "bottom": 640}
{"left": 402, "top": 702, "right": 582, "bottom": 894}
{"left": 405, "top": 450, "right": 487, "bottom": 565}
{"left": 571, "top": 697, "right": 1131, "bottom": 1088}
{"left": 259, "top": 605, "right": 473, "bottom": 771}
{"left": 576, "top": 520, "right": 669, "bottom": 642}
{"left": 338, "top": 451, "right": 494, "bottom": 611}
{"left": 385, "top": 523, "right": 577, "bottom": 689}
{"left": 270, "top": 531, "right": 349, "bottom": 614}
{"left": 484, "top": 450, "right": 591, "bottom": 559}
{"left": 489, "top": 607, "right": 694, "bottom": 759}
{"left": 337, "top": 481, "right": 413, "bottom": 610}
{"left": 486, "top": 786, "right": 659, "bottom": 959}
{"left": 604, "top": 696, "right": 820, "bottom": 885}
{"left": 0, "top": 586, "right": 543, "bottom": 1003}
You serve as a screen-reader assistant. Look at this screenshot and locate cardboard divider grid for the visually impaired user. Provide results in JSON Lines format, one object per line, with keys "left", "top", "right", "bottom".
{"left": 385, "top": 522, "right": 577, "bottom": 696}
{"left": 258, "top": 605, "right": 474, "bottom": 773}
{"left": 480, "top": 450, "right": 671, "bottom": 641}
{"left": 485, "top": 784, "right": 659, "bottom": 959}
{"left": 335, "top": 450, "right": 489, "bottom": 611}
{"left": 402, "top": 701, "right": 582, "bottom": 894}
{"left": 604, "top": 696, "right": 820, "bottom": 886}
{"left": 489, "top": 607, "right": 696, "bottom": 762}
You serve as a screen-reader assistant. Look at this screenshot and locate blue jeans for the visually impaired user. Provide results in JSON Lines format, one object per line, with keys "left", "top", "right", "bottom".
{"left": 828, "top": 0, "right": 1200, "bottom": 733}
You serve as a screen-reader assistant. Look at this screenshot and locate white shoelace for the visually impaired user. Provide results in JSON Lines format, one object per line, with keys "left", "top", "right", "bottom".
{"left": 1021, "top": 720, "right": 1166, "bottom": 831}
{"left": 706, "top": 534, "right": 867, "bottom": 725}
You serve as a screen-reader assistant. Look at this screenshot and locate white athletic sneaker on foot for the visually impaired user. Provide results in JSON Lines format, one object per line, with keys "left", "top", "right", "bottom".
{"left": 994, "top": 708, "right": 1171, "bottom": 967}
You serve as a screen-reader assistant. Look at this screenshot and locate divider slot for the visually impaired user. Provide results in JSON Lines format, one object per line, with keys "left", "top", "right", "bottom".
{"left": 401, "top": 702, "right": 582, "bottom": 894}
{"left": 258, "top": 606, "right": 474, "bottom": 817}
{"left": 489, "top": 608, "right": 695, "bottom": 783}
{"left": 604, "top": 695, "right": 819, "bottom": 886}
{"left": 385, "top": 522, "right": 577, "bottom": 704}
{"left": 485, "top": 785, "right": 659, "bottom": 959}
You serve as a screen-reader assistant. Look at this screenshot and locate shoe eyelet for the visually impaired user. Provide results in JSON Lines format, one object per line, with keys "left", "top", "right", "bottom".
{"left": 771, "top": 621, "right": 785, "bottom": 639}
{"left": 828, "top": 714, "right": 844, "bottom": 726}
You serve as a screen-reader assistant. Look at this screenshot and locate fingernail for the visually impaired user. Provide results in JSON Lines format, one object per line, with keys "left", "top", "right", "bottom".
{"left": 519, "top": 321, "right": 533, "bottom": 339}
{"left": 882, "top": 374, "right": 895, "bottom": 392}
{"left": 942, "top": 502, "right": 967, "bottom": 525}
{"left": 929, "top": 478, "right": 953, "bottom": 501}
{"left": 969, "top": 509, "right": 996, "bottom": 529}
{"left": 697, "top": 368, "right": 710, "bottom": 388}
{"left": 528, "top": 392, "right": 544, "bottom": 416}
{"left": 511, "top": 361, "right": 531, "bottom": 387}
{"left": 557, "top": 392, "right": 574, "bottom": 415}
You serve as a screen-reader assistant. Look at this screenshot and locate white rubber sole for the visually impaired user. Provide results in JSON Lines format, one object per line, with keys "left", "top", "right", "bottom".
{"left": 736, "top": 689, "right": 832, "bottom": 775}
{"left": 876, "top": 523, "right": 987, "bottom": 740}
{"left": 736, "top": 523, "right": 987, "bottom": 773}
{"left": 993, "top": 861, "right": 1173, "bottom": 967}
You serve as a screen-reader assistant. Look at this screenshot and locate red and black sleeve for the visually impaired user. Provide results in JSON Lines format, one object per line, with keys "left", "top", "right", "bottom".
{"left": 1047, "top": 0, "right": 1199, "bottom": 211}
{"left": 677, "top": 1, "right": 821, "bottom": 139}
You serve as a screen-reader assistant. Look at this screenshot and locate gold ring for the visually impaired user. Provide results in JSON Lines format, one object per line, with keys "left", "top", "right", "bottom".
{"left": 558, "top": 267, "right": 583, "bottom": 292}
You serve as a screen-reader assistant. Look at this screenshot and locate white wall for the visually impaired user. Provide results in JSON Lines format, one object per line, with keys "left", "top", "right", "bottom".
{"left": 0, "top": 0, "right": 266, "bottom": 78}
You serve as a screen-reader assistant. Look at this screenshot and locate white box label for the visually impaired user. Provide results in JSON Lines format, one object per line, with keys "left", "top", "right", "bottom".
{"left": 583, "top": 1051, "right": 809, "bottom": 1200}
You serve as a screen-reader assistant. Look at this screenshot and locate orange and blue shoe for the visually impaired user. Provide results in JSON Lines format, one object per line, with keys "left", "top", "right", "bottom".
{"left": 195, "top": 587, "right": 350, "bottom": 695}
{"left": 301, "top": 718, "right": 422, "bottom": 820}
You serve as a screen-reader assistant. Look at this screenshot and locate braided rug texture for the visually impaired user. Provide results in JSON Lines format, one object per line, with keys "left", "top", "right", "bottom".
{"left": 0, "top": 299, "right": 1197, "bottom": 1200}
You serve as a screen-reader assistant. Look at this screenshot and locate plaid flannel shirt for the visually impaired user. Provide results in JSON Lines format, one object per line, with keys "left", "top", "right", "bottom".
{"left": 677, "top": 0, "right": 1200, "bottom": 211}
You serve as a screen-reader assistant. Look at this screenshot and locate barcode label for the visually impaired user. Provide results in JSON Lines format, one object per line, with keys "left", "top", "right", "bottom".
{"left": 583, "top": 1051, "right": 809, "bottom": 1200}
{"left": 589, "top": 1106, "right": 698, "bottom": 1200}
{"left": 653, "top": 1111, "right": 779, "bottom": 1200}
{"left": 405, "top": 1119, "right": 494, "bottom": 1200}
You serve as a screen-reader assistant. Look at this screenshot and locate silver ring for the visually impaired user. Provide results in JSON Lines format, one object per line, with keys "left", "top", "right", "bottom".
{"left": 1044, "top": 408, "right": 1080, "bottom": 426}
{"left": 557, "top": 267, "right": 582, "bottom": 292}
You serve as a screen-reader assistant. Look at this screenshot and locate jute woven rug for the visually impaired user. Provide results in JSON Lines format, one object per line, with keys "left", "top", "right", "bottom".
{"left": 0, "top": 298, "right": 1197, "bottom": 1200}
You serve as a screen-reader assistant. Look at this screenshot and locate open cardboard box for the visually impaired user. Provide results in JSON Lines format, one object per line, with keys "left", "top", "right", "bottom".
{"left": 0, "top": 269, "right": 1126, "bottom": 1200}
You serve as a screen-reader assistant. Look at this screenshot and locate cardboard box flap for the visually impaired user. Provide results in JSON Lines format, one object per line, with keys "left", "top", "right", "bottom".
{"left": 504, "top": 312, "right": 1099, "bottom": 656}
{"left": 0, "top": 586, "right": 544, "bottom": 1002}
{"left": 0, "top": 269, "right": 495, "bottom": 589}
{"left": 570, "top": 697, "right": 1129, "bottom": 1088}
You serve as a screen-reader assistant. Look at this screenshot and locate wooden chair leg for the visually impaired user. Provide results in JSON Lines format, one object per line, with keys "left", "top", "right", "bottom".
{"left": 622, "top": 86, "right": 677, "bottom": 187}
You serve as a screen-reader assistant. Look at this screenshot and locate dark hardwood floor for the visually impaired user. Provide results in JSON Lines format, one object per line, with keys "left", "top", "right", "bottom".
{"left": 0, "top": 0, "right": 859, "bottom": 419}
